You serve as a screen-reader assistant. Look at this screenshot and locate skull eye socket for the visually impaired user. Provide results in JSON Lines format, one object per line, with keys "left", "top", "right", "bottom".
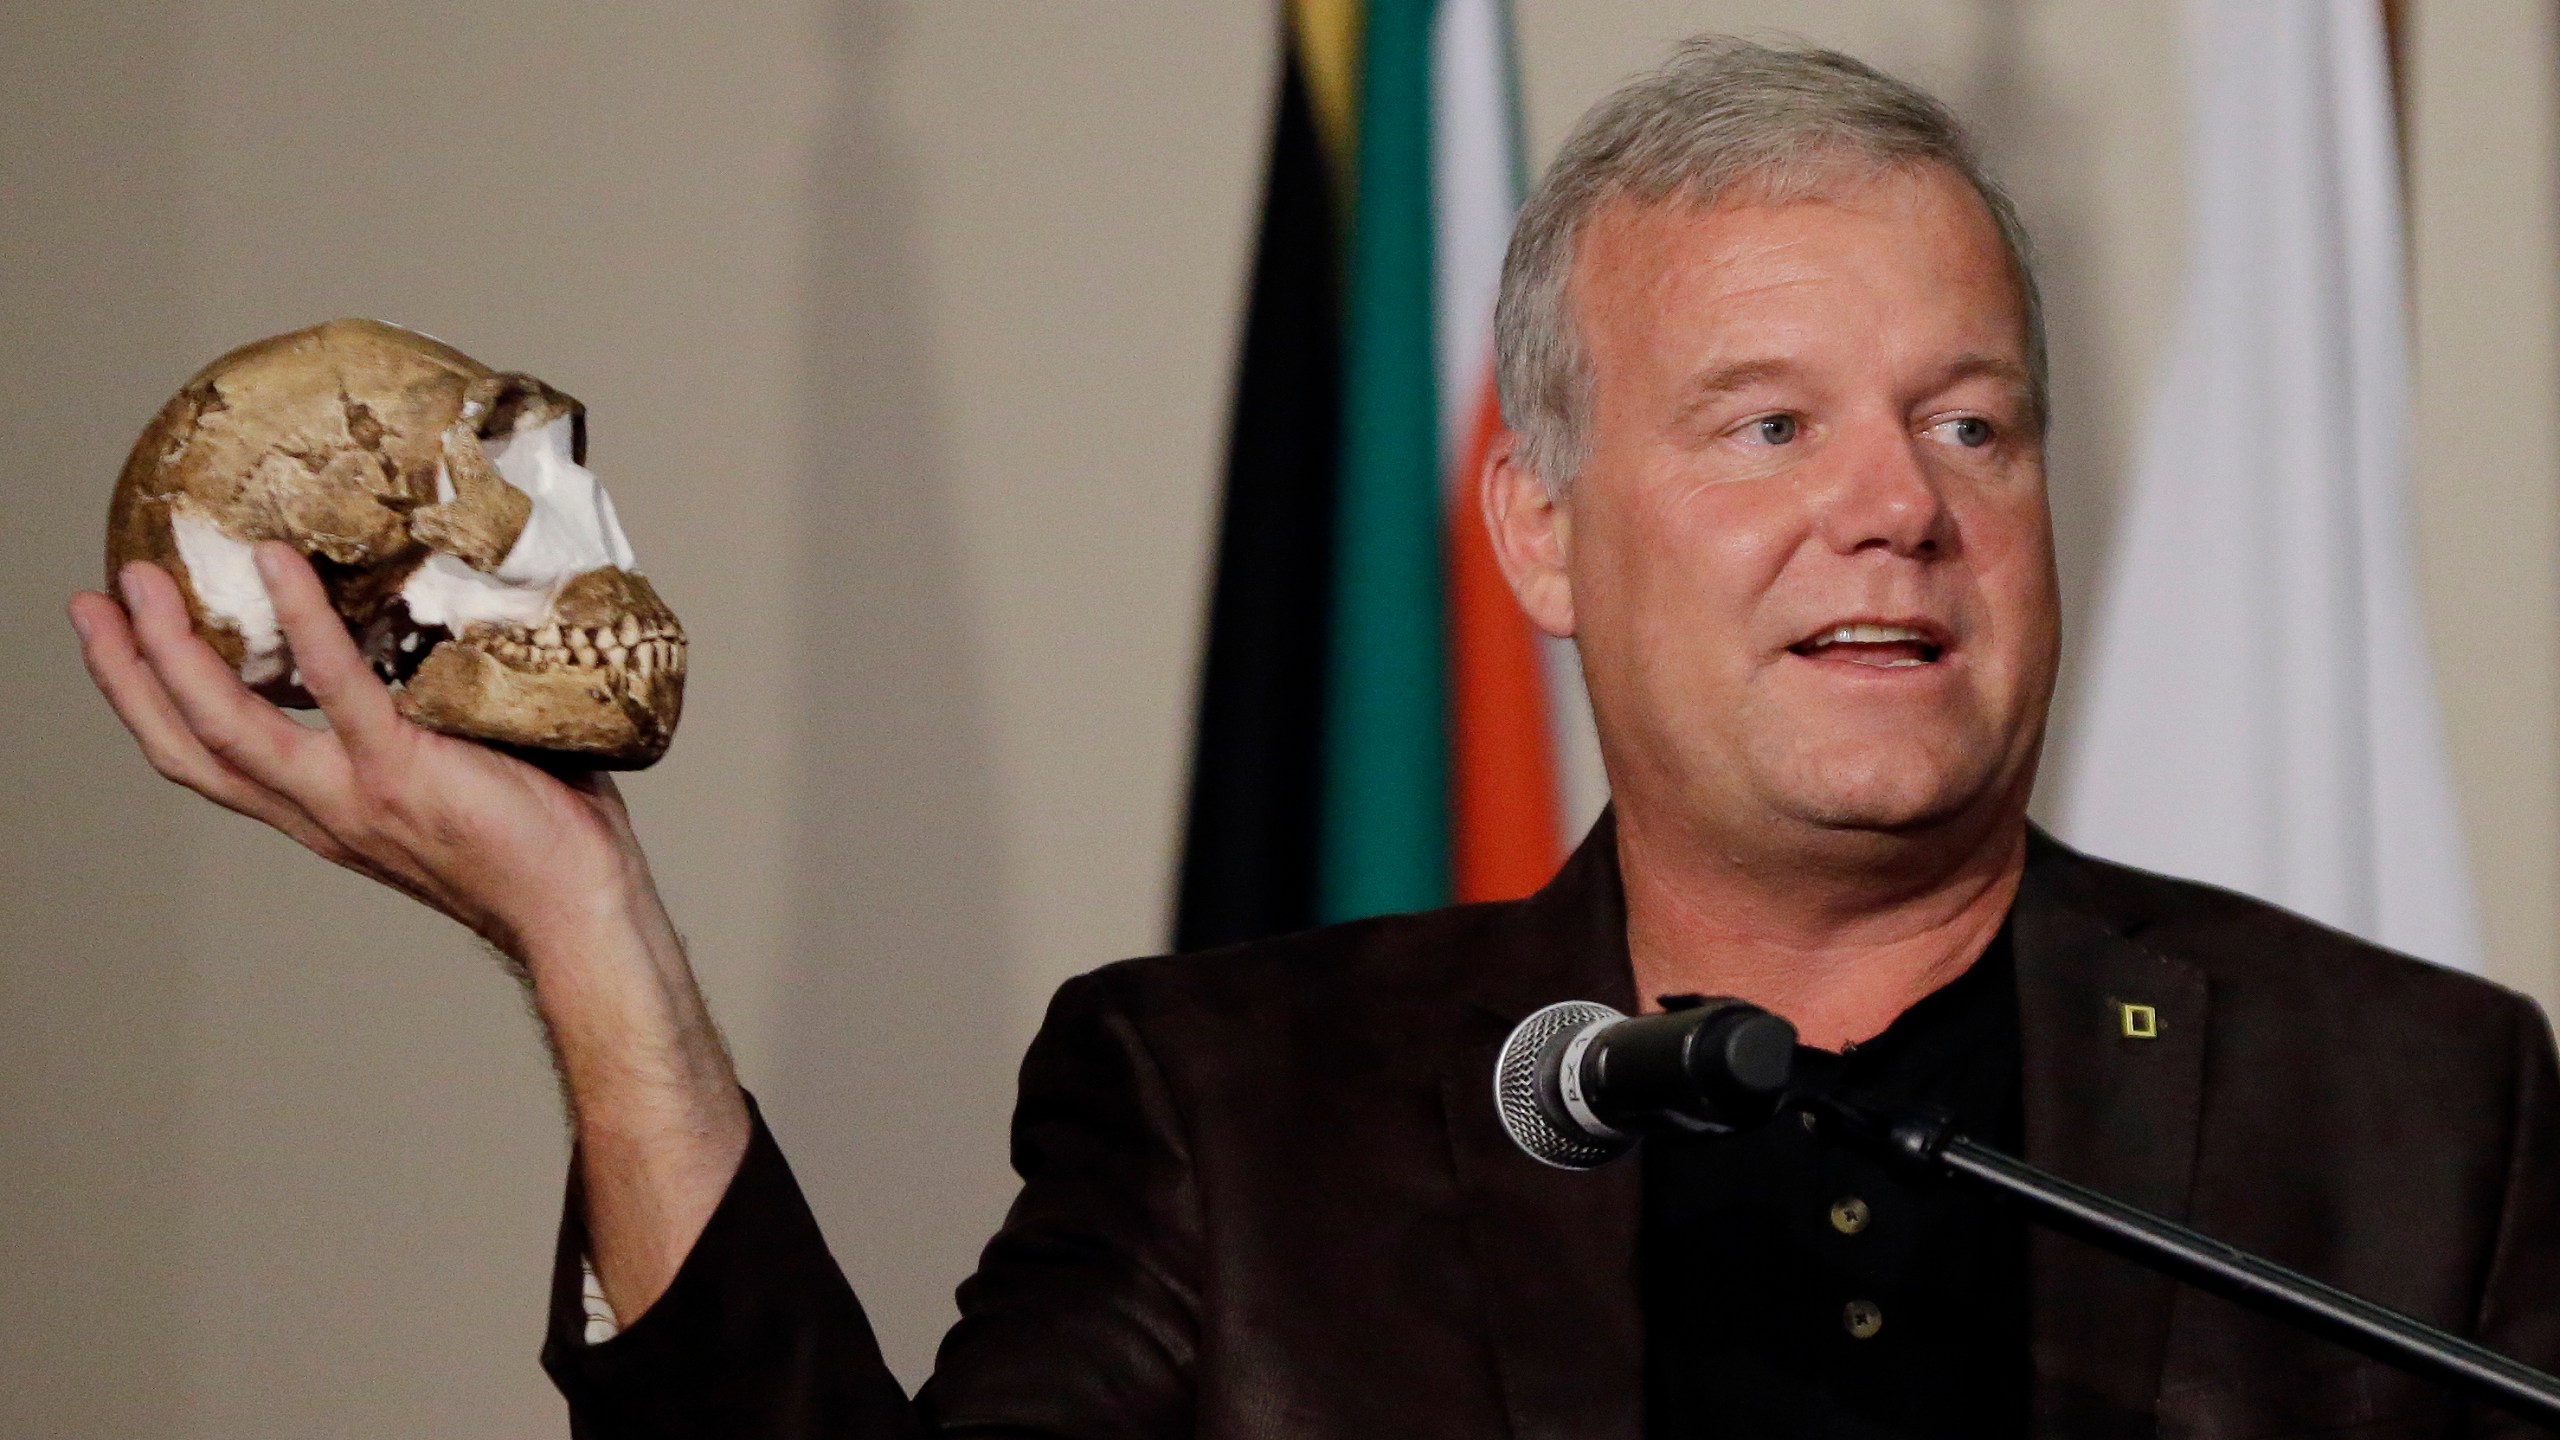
{"left": 471, "top": 375, "right": 585, "bottom": 463}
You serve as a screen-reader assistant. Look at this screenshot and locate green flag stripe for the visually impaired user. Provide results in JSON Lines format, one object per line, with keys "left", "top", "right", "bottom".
{"left": 1320, "top": 0, "right": 1447, "bottom": 921}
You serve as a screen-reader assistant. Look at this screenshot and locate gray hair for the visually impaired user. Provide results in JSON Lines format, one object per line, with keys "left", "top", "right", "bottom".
{"left": 1493, "top": 36, "right": 2046, "bottom": 492}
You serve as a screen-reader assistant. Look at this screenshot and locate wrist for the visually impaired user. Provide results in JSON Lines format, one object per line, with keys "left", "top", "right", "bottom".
{"left": 504, "top": 846, "right": 673, "bottom": 980}
{"left": 510, "top": 878, "right": 735, "bottom": 1103}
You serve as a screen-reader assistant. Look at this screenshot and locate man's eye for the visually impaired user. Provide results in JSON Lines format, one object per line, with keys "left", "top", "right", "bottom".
{"left": 1945, "top": 417, "right": 1994, "bottom": 448}
{"left": 1752, "top": 414, "right": 1798, "bottom": 445}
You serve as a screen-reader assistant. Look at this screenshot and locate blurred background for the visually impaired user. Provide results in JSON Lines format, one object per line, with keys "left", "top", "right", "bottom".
{"left": 4, "top": 2, "right": 2555, "bottom": 1435}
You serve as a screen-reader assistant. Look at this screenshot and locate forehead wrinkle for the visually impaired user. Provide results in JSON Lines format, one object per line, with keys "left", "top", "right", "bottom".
{"left": 1615, "top": 211, "right": 1926, "bottom": 358}
{"left": 1589, "top": 235, "right": 1840, "bottom": 401}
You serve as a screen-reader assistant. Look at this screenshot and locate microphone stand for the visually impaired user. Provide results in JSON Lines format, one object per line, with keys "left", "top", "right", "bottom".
{"left": 1800, "top": 1092, "right": 2560, "bottom": 1431}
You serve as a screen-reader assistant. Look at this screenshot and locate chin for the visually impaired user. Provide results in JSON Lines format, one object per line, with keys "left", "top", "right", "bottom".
{"left": 1755, "top": 738, "right": 2011, "bottom": 837}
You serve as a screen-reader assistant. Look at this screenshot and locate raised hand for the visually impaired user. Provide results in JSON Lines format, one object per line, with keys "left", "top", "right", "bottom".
{"left": 74, "top": 545, "right": 632, "bottom": 955}
{"left": 68, "top": 545, "right": 748, "bottom": 1320}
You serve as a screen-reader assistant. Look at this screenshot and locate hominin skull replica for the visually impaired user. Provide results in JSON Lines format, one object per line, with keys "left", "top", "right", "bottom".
{"left": 107, "top": 319, "right": 686, "bottom": 767}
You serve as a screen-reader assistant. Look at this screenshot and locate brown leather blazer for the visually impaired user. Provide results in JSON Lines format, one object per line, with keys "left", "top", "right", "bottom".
{"left": 544, "top": 824, "right": 2560, "bottom": 1438}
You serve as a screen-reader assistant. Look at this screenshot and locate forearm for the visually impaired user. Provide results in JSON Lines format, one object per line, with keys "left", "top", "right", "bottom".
{"left": 78, "top": 556, "right": 767, "bottom": 1365}
{"left": 519, "top": 855, "right": 751, "bottom": 1324}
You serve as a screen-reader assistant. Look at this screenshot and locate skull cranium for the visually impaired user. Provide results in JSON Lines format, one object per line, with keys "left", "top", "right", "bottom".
{"left": 106, "top": 318, "right": 686, "bottom": 768}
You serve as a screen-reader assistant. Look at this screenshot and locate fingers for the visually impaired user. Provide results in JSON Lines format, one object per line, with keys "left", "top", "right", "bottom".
{"left": 69, "top": 584, "right": 344, "bottom": 855}
{"left": 72, "top": 586, "right": 224, "bottom": 781}
{"left": 253, "top": 542, "right": 404, "bottom": 755}
{"left": 117, "top": 560, "right": 336, "bottom": 788}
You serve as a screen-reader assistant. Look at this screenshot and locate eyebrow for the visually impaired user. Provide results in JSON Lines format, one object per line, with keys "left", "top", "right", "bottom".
{"left": 1693, "top": 353, "right": 2033, "bottom": 396}
{"left": 1670, "top": 351, "right": 2037, "bottom": 420}
{"left": 1935, "top": 353, "right": 2035, "bottom": 395}
{"left": 1667, "top": 359, "right": 1809, "bottom": 431}
{"left": 1677, "top": 357, "right": 1802, "bottom": 407}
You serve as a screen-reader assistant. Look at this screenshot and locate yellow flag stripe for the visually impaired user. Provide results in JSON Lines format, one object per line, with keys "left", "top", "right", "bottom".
{"left": 1288, "top": 0, "right": 1364, "bottom": 181}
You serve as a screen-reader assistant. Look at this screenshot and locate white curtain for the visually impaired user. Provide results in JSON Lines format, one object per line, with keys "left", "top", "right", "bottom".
{"left": 2054, "top": 0, "right": 2481, "bottom": 970}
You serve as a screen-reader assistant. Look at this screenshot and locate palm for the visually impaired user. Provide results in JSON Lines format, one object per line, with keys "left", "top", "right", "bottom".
{"left": 349, "top": 718, "right": 627, "bottom": 934}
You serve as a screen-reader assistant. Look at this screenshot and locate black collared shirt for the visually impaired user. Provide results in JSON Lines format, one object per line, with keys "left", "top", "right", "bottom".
{"left": 1642, "top": 926, "right": 2030, "bottom": 1439}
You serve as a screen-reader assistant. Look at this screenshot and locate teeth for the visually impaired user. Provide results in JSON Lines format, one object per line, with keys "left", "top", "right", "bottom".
{"left": 1818, "top": 623, "right": 1928, "bottom": 645}
{"left": 469, "top": 620, "right": 684, "bottom": 674}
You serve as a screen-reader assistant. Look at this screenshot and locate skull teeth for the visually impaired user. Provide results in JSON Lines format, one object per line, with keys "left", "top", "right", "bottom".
{"left": 462, "top": 623, "right": 685, "bottom": 677}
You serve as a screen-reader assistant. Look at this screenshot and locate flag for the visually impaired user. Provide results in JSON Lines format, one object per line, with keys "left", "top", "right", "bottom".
{"left": 2053, "top": 0, "right": 2481, "bottom": 969}
{"left": 1176, "top": 0, "right": 1606, "bottom": 952}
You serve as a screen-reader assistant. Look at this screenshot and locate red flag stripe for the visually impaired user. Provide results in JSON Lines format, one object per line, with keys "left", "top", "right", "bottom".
{"left": 1447, "top": 377, "right": 1563, "bottom": 902}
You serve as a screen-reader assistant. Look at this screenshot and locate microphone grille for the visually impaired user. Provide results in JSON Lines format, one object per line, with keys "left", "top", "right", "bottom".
{"left": 1493, "top": 999, "right": 1633, "bottom": 1171}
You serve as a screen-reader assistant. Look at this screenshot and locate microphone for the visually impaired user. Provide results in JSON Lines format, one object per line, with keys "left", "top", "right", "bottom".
{"left": 1493, "top": 996, "right": 1799, "bottom": 1169}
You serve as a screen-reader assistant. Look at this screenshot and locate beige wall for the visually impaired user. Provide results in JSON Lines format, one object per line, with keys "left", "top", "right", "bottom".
{"left": 4, "top": 2, "right": 2552, "bottom": 1434}
{"left": 2407, "top": 3, "right": 2560, "bottom": 1006}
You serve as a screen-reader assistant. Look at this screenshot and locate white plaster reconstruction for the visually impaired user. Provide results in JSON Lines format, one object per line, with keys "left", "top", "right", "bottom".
{"left": 399, "top": 416, "right": 638, "bottom": 635}
{"left": 170, "top": 506, "right": 287, "bottom": 683}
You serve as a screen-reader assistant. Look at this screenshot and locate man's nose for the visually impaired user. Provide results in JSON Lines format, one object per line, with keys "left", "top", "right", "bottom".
{"left": 1805, "top": 422, "right": 1952, "bottom": 558}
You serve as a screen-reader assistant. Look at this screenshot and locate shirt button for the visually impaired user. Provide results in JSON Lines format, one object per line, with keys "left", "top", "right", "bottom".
{"left": 1829, "top": 1196, "right": 1871, "bottom": 1234}
{"left": 1843, "top": 1299, "right": 1884, "bottom": 1340}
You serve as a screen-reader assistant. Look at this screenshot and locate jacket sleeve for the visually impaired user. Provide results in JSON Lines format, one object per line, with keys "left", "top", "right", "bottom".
{"left": 2466, "top": 996, "right": 2560, "bottom": 1439}
{"left": 539, "top": 968, "right": 1202, "bottom": 1440}
{"left": 918, "top": 968, "right": 1204, "bottom": 1436}
{"left": 540, "top": 1093, "right": 925, "bottom": 1440}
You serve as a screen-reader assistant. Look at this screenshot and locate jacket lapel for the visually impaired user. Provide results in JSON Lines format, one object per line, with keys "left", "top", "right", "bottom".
{"left": 1441, "top": 820, "right": 1647, "bottom": 1440}
{"left": 2012, "top": 830, "right": 2211, "bottom": 1436}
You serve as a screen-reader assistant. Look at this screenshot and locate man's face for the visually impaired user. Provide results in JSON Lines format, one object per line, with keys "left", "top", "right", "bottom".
{"left": 1537, "top": 164, "right": 2060, "bottom": 853}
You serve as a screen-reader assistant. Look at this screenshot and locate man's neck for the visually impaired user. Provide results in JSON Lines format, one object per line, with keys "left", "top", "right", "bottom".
{"left": 1615, "top": 805, "right": 2028, "bottom": 1051}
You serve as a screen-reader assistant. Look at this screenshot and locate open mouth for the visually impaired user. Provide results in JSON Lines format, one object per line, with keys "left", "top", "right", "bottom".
{"left": 1787, "top": 621, "right": 1947, "bottom": 668}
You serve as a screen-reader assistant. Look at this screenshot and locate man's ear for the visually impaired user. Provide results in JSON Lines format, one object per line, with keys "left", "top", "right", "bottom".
{"left": 1481, "top": 427, "right": 1576, "bottom": 639}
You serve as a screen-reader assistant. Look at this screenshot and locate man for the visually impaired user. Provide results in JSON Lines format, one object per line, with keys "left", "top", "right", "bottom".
{"left": 70, "top": 36, "right": 2560, "bottom": 1439}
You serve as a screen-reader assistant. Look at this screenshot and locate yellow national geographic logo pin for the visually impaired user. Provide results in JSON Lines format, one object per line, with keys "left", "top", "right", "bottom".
{"left": 2117, "top": 1001, "right": 2160, "bottom": 1040}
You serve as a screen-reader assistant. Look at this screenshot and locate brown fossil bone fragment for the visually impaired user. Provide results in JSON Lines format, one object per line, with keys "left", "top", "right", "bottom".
{"left": 105, "top": 318, "right": 686, "bottom": 767}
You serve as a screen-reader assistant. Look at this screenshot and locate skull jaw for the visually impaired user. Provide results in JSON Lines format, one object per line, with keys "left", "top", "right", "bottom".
{"left": 394, "top": 565, "right": 686, "bottom": 769}
{"left": 398, "top": 642, "right": 683, "bottom": 769}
